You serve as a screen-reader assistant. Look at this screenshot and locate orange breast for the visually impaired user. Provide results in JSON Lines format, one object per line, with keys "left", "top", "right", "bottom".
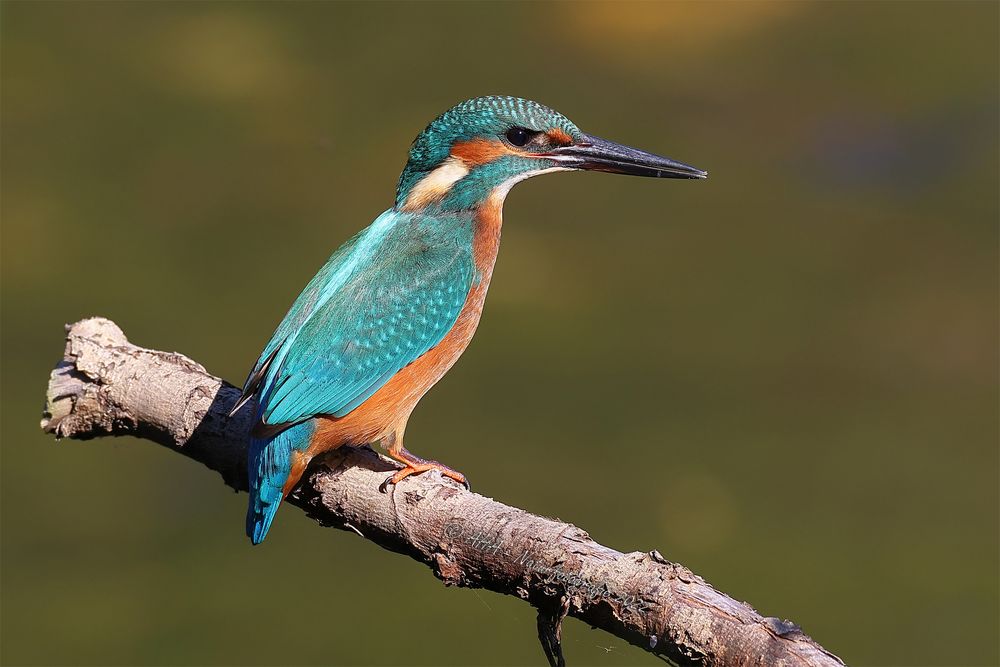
{"left": 309, "top": 201, "right": 504, "bottom": 454}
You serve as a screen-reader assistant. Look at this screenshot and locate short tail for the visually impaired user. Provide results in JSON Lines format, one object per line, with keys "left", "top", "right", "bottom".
{"left": 246, "top": 419, "right": 317, "bottom": 545}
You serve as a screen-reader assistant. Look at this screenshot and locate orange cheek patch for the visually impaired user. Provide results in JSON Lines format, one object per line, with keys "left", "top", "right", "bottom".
{"left": 547, "top": 128, "right": 573, "bottom": 146}
{"left": 451, "top": 138, "right": 511, "bottom": 166}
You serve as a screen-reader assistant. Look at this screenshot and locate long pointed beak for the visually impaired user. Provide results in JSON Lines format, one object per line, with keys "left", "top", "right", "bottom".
{"left": 547, "top": 133, "right": 707, "bottom": 179}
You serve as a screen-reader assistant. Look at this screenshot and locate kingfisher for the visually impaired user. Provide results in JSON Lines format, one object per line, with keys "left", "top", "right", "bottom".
{"left": 231, "top": 96, "right": 706, "bottom": 544}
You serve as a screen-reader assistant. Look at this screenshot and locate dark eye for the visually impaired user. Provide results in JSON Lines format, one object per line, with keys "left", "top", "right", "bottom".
{"left": 505, "top": 127, "right": 531, "bottom": 147}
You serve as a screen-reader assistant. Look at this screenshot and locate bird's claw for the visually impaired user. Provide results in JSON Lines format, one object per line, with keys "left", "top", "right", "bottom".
{"left": 378, "top": 463, "right": 470, "bottom": 493}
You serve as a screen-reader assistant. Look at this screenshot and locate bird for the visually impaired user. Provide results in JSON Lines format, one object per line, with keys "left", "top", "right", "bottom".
{"left": 231, "top": 95, "right": 706, "bottom": 544}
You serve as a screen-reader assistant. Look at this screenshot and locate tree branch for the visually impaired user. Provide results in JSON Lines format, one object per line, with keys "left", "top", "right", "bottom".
{"left": 41, "top": 317, "right": 844, "bottom": 667}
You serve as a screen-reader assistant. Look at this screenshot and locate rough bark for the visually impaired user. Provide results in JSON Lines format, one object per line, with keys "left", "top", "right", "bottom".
{"left": 41, "top": 317, "right": 845, "bottom": 667}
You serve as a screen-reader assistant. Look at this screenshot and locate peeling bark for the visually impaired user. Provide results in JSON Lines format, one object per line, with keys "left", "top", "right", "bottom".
{"left": 41, "top": 317, "right": 845, "bottom": 667}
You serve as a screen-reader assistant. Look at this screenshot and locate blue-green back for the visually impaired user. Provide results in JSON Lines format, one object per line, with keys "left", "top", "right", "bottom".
{"left": 242, "top": 208, "right": 478, "bottom": 427}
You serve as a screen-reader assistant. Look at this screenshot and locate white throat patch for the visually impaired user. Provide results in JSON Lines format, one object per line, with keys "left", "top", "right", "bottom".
{"left": 488, "top": 166, "right": 572, "bottom": 207}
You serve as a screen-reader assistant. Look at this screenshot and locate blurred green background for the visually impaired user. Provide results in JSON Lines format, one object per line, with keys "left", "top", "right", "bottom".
{"left": 2, "top": 2, "right": 997, "bottom": 665}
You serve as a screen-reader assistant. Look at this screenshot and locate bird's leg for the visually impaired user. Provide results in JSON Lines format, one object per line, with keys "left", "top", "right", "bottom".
{"left": 380, "top": 431, "right": 470, "bottom": 492}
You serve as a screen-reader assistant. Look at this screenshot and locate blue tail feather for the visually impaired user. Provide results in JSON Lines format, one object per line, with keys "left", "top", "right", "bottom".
{"left": 246, "top": 419, "right": 317, "bottom": 545}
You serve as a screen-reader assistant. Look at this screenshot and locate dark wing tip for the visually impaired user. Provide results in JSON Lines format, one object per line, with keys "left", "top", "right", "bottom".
{"left": 227, "top": 393, "right": 254, "bottom": 418}
{"left": 228, "top": 345, "right": 282, "bottom": 419}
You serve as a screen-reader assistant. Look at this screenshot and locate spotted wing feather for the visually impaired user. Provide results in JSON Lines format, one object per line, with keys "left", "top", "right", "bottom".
{"left": 237, "top": 209, "right": 477, "bottom": 428}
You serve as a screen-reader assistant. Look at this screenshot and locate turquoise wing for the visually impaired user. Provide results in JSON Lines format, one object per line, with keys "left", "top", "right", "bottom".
{"left": 238, "top": 209, "right": 476, "bottom": 544}
{"left": 236, "top": 209, "right": 477, "bottom": 428}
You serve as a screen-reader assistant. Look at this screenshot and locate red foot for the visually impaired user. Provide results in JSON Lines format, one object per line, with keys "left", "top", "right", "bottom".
{"left": 379, "top": 456, "right": 470, "bottom": 492}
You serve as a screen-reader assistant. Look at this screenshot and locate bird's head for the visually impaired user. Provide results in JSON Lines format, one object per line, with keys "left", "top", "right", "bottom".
{"left": 395, "top": 95, "right": 706, "bottom": 213}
